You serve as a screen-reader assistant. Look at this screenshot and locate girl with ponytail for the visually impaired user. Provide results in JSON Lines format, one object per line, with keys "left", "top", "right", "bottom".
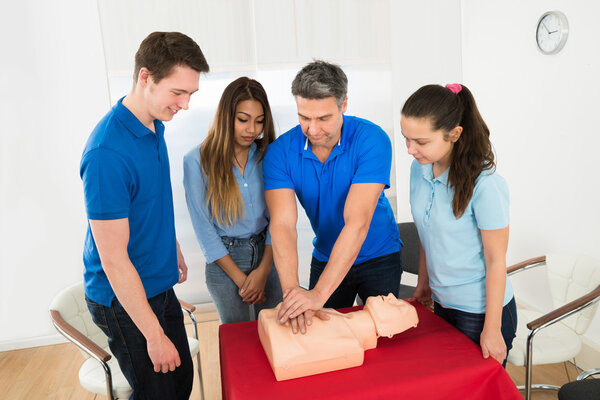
{"left": 401, "top": 84, "right": 516, "bottom": 367}
{"left": 183, "top": 77, "right": 282, "bottom": 323}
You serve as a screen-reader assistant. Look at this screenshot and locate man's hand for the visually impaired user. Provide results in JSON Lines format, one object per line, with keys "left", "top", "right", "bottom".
{"left": 277, "top": 287, "right": 328, "bottom": 333}
{"left": 409, "top": 284, "right": 433, "bottom": 309}
{"left": 147, "top": 331, "right": 182, "bottom": 373}
{"left": 283, "top": 309, "right": 331, "bottom": 334}
{"left": 176, "top": 241, "right": 188, "bottom": 283}
{"left": 239, "top": 267, "right": 269, "bottom": 304}
{"left": 480, "top": 327, "right": 507, "bottom": 364}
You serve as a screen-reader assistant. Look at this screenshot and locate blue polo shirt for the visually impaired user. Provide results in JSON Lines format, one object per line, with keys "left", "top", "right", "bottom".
{"left": 409, "top": 160, "right": 514, "bottom": 313}
{"left": 80, "top": 98, "right": 178, "bottom": 307}
{"left": 263, "top": 115, "right": 400, "bottom": 264}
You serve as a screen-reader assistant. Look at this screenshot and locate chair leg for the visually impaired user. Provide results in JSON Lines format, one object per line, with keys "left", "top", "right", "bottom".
{"left": 101, "top": 362, "right": 115, "bottom": 400}
{"left": 187, "top": 311, "right": 205, "bottom": 400}
{"left": 564, "top": 361, "right": 571, "bottom": 381}
{"left": 517, "top": 330, "right": 563, "bottom": 398}
{"left": 525, "top": 330, "right": 534, "bottom": 400}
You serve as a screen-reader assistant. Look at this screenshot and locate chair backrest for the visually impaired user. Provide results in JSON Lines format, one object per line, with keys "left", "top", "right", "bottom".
{"left": 398, "top": 222, "right": 420, "bottom": 275}
{"left": 49, "top": 281, "right": 109, "bottom": 358}
{"left": 547, "top": 254, "right": 600, "bottom": 334}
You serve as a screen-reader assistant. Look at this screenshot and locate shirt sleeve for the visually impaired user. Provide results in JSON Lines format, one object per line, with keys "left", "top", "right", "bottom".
{"left": 263, "top": 138, "right": 294, "bottom": 191}
{"left": 183, "top": 150, "right": 229, "bottom": 264}
{"left": 351, "top": 125, "right": 392, "bottom": 188}
{"left": 472, "top": 172, "right": 510, "bottom": 230}
{"left": 80, "top": 148, "right": 131, "bottom": 220}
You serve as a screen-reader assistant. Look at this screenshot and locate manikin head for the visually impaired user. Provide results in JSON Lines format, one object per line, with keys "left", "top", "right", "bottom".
{"left": 364, "top": 294, "right": 419, "bottom": 338}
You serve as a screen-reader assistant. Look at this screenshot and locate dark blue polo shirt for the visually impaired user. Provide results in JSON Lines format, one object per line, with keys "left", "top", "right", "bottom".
{"left": 80, "top": 98, "right": 178, "bottom": 306}
{"left": 263, "top": 115, "right": 401, "bottom": 264}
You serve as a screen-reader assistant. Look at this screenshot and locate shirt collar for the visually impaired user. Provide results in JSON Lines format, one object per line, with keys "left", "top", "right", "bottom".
{"left": 114, "top": 96, "right": 164, "bottom": 138}
{"left": 299, "top": 114, "right": 348, "bottom": 158}
{"left": 422, "top": 163, "right": 449, "bottom": 185}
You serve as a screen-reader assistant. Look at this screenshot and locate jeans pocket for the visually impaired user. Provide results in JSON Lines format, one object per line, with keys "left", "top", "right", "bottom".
{"left": 85, "top": 296, "right": 109, "bottom": 330}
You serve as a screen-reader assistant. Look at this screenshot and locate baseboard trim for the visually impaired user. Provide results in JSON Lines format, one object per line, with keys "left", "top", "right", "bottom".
{"left": 0, "top": 334, "right": 68, "bottom": 352}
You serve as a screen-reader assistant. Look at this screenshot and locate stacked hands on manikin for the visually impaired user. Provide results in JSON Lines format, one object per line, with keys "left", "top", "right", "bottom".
{"left": 276, "top": 286, "right": 331, "bottom": 334}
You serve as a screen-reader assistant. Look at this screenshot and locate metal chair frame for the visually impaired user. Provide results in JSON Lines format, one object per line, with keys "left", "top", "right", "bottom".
{"left": 50, "top": 299, "right": 205, "bottom": 400}
{"left": 507, "top": 256, "right": 600, "bottom": 400}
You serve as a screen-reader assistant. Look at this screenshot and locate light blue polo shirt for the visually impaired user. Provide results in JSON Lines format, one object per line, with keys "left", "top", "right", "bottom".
{"left": 80, "top": 97, "right": 178, "bottom": 307}
{"left": 263, "top": 115, "right": 401, "bottom": 264}
{"left": 409, "top": 160, "right": 513, "bottom": 313}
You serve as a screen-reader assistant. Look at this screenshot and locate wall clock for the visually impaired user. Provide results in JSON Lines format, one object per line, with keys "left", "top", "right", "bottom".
{"left": 536, "top": 11, "right": 569, "bottom": 54}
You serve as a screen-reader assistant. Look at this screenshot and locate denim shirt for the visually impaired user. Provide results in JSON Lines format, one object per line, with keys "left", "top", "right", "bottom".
{"left": 183, "top": 142, "right": 270, "bottom": 264}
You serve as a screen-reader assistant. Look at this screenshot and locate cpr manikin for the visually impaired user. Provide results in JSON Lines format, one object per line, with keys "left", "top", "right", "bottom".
{"left": 258, "top": 293, "right": 419, "bottom": 381}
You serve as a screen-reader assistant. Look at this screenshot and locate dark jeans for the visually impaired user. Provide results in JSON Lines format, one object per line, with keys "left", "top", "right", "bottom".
{"left": 309, "top": 251, "right": 402, "bottom": 309}
{"left": 434, "top": 297, "right": 517, "bottom": 368}
{"left": 86, "top": 288, "right": 193, "bottom": 400}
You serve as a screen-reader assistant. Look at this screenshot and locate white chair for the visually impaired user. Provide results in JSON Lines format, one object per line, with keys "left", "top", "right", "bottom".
{"left": 49, "top": 281, "right": 205, "bottom": 400}
{"left": 506, "top": 254, "right": 600, "bottom": 400}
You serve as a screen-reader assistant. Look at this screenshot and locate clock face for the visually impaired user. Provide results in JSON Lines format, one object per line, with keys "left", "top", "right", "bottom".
{"left": 536, "top": 11, "right": 568, "bottom": 54}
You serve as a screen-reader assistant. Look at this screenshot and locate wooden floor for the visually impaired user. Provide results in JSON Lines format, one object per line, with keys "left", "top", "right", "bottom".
{"left": 0, "top": 306, "right": 590, "bottom": 400}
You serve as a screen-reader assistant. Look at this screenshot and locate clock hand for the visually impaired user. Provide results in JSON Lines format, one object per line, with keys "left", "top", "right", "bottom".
{"left": 548, "top": 30, "right": 558, "bottom": 34}
{"left": 541, "top": 21, "right": 550, "bottom": 33}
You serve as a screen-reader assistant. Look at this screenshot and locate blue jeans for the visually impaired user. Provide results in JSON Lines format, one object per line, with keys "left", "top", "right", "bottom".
{"left": 309, "top": 251, "right": 402, "bottom": 309}
{"left": 434, "top": 297, "right": 517, "bottom": 368}
{"left": 206, "top": 230, "right": 282, "bottom": 323}
{"left": 85, "top": 288, "right": 193, "bottom": 400}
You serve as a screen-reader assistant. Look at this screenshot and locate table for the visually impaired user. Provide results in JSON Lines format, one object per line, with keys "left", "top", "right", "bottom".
{"left": 219, "top": 301, "right": 522, "bottom": 400}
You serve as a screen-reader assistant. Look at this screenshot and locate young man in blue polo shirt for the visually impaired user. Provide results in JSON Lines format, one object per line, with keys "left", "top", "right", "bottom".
{"left": 80, "top": 32, "right": 208, "bottom": 399}
{"left": 263, "top": 61, "right": 402, "bottom": 334}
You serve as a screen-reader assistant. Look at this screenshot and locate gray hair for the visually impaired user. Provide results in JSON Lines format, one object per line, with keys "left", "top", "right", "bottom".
{"left": 291, "top": 60, "right": 348, "bottom": 108}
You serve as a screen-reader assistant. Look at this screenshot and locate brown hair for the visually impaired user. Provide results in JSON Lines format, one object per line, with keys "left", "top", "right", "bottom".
{"left": 401, "top": 84, "right": 495, "bottom": 218}
{"left": 200, "top": 77, "right": 276, "bottom": 226}
{"left": 134, "top": 32, "right": 209, "bottom": 83}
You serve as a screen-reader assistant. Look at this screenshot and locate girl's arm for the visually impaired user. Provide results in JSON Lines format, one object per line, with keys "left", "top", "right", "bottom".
{"left": 410, "top": 242, "right": 433, "bottom": 309}
{"left": 480, "top": 226, "right": 509, "bottom": 363}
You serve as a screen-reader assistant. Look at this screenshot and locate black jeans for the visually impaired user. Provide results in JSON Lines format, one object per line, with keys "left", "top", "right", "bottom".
{"left": 86, "top": 289, "right": 193, "bottom": 400}
{"left": 434, "top": 297, "right": 518, "bottom": 368}
{"left": 309, "top": 251, "right": 402, "bottom": 309}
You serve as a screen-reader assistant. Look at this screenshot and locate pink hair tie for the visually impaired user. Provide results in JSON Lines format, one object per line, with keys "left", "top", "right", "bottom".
{"left": 445, "top": 83, "right": 462, "bottom": 94}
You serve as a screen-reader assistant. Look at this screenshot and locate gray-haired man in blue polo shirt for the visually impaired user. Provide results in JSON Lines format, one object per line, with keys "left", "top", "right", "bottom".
{"left": 263, "top": 60, "right": 402, "bottom": 334}
{"left": 80, "top": 32, "right": 208, "bottom": 399}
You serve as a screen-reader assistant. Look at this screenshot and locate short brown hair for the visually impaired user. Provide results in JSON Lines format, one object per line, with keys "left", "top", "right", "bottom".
{"left": 134, "top": 32, "right": 209, "bottom": 83}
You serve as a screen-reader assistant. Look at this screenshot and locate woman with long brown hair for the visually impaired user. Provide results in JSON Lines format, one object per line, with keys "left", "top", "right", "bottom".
{"left": 401, "top": 83, "right": 517, "bottom": 367}
{"left": 183, "top": 77, "right": 282, "bottom": 323}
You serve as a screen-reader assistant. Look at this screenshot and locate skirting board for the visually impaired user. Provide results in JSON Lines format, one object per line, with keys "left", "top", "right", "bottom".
{"left": 515, "top": 297, "right": 600, "bottom": 371}
{"left": 0, "top": 334, "right": 68, "bottom": 352}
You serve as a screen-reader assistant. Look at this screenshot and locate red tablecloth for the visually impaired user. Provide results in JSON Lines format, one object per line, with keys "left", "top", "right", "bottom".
{"left": 219, "top": 301, "right": 522, "bottom": 400}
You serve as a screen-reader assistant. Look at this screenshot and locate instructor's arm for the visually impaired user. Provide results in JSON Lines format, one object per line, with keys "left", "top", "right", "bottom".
{"left": 90, "top": 218, "right": 181, "bottom": 373}
{"left": 276, "top": 183, "right": 383, "bottom": 328}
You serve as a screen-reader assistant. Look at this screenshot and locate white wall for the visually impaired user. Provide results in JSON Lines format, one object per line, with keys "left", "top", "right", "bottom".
{"left": 461, "top": 0, "right": 600, "bottom": 347}
{"left": 390, "top": 0, "right": 463, "bottom": 221}
{"left": 0, "top": 0, "right": 110, "bottom": 348}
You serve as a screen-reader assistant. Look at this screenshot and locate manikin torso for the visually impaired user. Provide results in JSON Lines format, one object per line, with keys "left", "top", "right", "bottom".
{"left": 258, "top": 294, "right": 418, "bottom": 381}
